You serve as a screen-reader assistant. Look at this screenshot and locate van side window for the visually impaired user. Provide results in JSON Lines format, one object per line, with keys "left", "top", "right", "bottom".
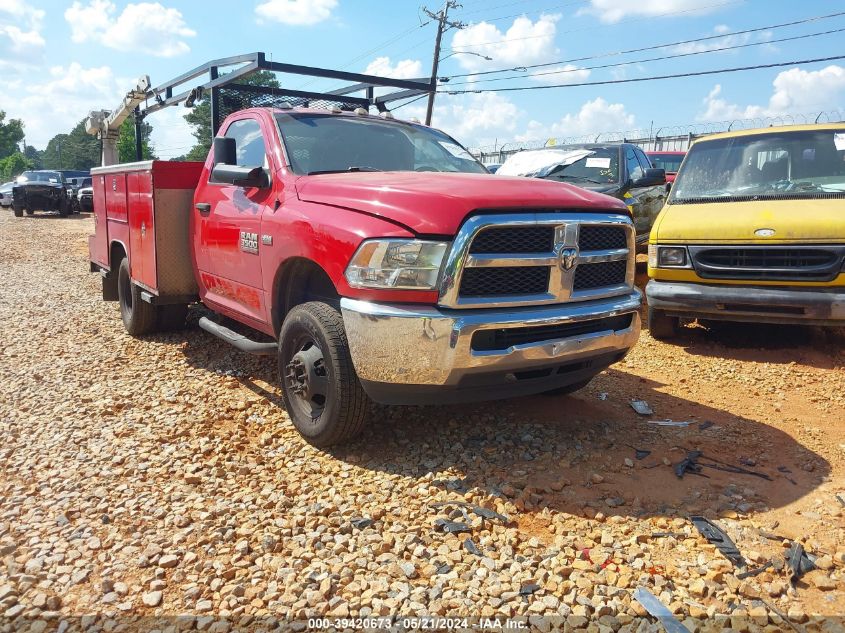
{"left": 225, "top": 119, "right": 267, "bottom": 168}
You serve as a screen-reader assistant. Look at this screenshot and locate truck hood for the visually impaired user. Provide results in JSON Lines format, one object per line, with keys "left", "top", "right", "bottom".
{"left": 295, "top": 171, "right": 627, "bottom": 235}
{"left": 656, "top": 198, "right": 845, "bottom": 243}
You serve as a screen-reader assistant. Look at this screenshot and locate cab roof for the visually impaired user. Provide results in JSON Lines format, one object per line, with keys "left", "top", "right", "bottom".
{"left": 696, "top": 121, "right": 845, "bottom": 143}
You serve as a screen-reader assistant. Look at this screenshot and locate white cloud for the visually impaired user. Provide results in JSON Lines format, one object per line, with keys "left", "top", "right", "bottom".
{"left": 0, "top": 62, "right": 125, "bottom": 147}
{"left": 64, "top": 0, "right": 196, "bottom": 57}
{"left": 579, "top": 0, "right": 724, "bottom": 24}
{"left": 255, "top": 0, "right": 337, "bottom": 26}
{"left": 400, "top": 93, "right": 522, "bottom": 148}
{"left": 449, "top": 14, "right": 560, "bottom": 74}
{"left": 148, "top": 106, "right": 196, "bottom": 160}
{"left": 515, "top": 98, "right": 637, "bottom": 143}
{"left": 698, "top": 65, "right": 845, "bottom": 121}
{"left": 671, "top": 24, "right": 771, "bottom": 55}
{"left": 528, "top": 64, "right": 590, "bottom": 84}
{"left": 0, "top": 0, "right": 45, "bottom": 68}
{"left": 364, "top": 57, "right": 423, "bottom": 80}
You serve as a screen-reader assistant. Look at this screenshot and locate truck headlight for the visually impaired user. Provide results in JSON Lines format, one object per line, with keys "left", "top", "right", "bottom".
{"left": 652, "top": 245, "right": 690, "bottom": 268}
{"left": 345, "top": 239, "right": 449, "bottom": 290}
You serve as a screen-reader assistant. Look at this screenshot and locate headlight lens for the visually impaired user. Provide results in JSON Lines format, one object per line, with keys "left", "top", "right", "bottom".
{"left": 657, "top": 246, "right": 688, "bottom": 267}
{"left": 345, "top": 239, "right": 449, "bottom": 290}
{"left": 648, "top": 244, "right": 657, "bottom": 268}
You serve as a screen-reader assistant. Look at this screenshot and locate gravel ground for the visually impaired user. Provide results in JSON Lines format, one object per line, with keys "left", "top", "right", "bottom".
{"left": 1, "top": 210, "right": 844, "bottom": 632}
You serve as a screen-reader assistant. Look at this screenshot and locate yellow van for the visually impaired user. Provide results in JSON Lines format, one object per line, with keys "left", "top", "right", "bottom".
{"left": 646, "top": 123, "right": 845, "bottom": 338}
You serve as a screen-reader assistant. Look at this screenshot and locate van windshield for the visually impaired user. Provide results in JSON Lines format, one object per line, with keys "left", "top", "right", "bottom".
{"left": 275, "top": 113, "right": 488, "bottom": 175}
{"left": 671, "top": 129, "right": 845, "bottom": 202}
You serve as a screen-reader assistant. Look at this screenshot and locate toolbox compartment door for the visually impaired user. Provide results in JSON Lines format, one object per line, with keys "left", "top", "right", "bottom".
{"left": 90, "top": 174, "right": 109, "bottom": 267}
{"left": 128, "top": 170, "right": 156, "bottom": 291}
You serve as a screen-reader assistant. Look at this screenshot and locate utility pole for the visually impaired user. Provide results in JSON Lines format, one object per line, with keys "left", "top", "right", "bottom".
{"left": 422, "top": 1, "right": 464, "bottom": 125}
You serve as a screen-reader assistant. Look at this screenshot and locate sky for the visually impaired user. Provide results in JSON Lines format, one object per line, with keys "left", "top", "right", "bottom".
{"left": 1, "top": 0, "right": 844, "bottom": 159}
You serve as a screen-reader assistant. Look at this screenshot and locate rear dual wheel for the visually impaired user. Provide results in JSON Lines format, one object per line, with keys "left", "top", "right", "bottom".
{"left": 117, "top": 258, "right": 187, "bottom": 336}
{"left": 278, "top": 302, "right": 368, "bottom": 448}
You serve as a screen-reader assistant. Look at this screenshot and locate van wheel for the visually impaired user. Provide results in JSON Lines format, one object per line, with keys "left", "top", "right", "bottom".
{"left": 648, "top": 307, "right": 679, "bottom": 340}
{"left": 13, "top": 205, "right": 23, "bottom": 217}
{"left": 25, "top": 208, "right": 34, "bottom": 215}
{"left": 540, "top": 377, "right": 593, "bottom": 396}
{"left": 117, "top": 258, "right": 158, "bottom": 336}
{"left": 58, "top": 198, "right": 70, "bottom": 217}
{"left": 279, "top": 302, "right": 368, "bottom": 447}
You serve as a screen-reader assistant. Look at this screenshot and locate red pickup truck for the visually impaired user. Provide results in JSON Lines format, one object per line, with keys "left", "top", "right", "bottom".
{"left": 89, "top": 107, "right": 641, "bottom": 446}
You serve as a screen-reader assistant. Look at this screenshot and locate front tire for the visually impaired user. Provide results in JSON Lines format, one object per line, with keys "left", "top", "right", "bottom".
{"left": 648, "top": 307, "right": 679, "bottom": 340}
{"left": 278, "top": 302, "right": 368, "bottom": 447}
{"left": 13, "top": 205, "right": 23, "bottom": 217}
{"left": 117, "top": 258, "right": 158, "bottom": 336}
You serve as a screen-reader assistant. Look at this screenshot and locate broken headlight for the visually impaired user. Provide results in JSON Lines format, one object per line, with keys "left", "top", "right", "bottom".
{"left": 345, "top": 239, "right": 449, "bottom": 290}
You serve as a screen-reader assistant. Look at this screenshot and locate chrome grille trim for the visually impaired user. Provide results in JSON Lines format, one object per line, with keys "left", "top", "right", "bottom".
{"left": 438, "top": 212, "right": 636, "bottom": 309}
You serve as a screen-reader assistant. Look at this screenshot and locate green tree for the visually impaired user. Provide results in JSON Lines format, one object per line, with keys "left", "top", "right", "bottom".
{"left": 183, "top": 70, "right": 280, "bottom": 161}
{"left": 117, "top": 117, "right": 156, "bottom": 163}
{"left": 41, "top": 120, "right": 101, "bottom": 170}
{"left": 24, "top": 145, "right": 42, "bottom": 169}
{"left": 0, "top": 152, "right": 33, "bottom": 181}
{"left": 0, "top": 111, "right": 25, "bottom": 160}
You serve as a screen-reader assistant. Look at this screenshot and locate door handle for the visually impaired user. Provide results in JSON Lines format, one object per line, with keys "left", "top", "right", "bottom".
{"left": 195, "top": 203, "right": 211, "bottom": 215}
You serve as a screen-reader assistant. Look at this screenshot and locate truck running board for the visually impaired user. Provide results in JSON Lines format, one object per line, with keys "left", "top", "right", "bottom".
{"left": 198, "top": 317, "right": 277, "bottom": 356}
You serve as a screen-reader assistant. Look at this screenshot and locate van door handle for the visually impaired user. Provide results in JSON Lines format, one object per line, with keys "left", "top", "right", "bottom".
{"left": 195, "top": 203, "right": 211, "bottom": 215}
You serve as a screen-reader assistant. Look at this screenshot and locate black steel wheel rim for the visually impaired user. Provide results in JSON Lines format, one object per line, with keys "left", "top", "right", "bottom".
{"left": 284, "top": 334, "right": 329, "bottom": 421}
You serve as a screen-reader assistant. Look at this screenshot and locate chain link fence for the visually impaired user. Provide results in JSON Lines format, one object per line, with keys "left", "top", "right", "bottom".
{"left": 470, "top": 111, "right": 845, "bottom": 164}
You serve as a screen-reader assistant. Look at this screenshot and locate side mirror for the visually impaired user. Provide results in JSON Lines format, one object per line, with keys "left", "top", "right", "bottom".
{"left": 211, "top": 163, "right": 270, "bottom": 188}
{"left": 665, "top": 181, "right": 672, "bottom": 194}
{"left": 213, "top": 137, "right": 237, "bottom": 166}
{"left": 632, "top": 168, "right": 666, "bottom": 187}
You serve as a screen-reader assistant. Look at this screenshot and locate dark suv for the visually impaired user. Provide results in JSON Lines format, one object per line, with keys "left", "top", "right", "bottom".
{"left": 499, "top": 143, "right": 666, "bottom": 248}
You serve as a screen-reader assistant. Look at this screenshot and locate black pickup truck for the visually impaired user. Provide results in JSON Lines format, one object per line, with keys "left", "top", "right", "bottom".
{"left": 12, "top": 170, "right": 72, "bottom": 217}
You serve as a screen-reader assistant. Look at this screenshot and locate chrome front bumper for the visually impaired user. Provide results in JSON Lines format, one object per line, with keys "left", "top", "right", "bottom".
{"left": 340, "top": 292, "right": 641, "bottom": 404}
{"left": 646, "top": 280, "right": 845, "bottom": 325}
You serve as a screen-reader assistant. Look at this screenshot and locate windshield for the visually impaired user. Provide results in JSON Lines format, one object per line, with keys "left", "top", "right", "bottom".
{"left": 671, "top": 129, "right": 845, "bottom": 202}
{"left": 275, "top": 113, "right": 488, "bottom": 175}
{"left": 537, "top": 147, "right": 619, "bottom": 185}
{"left": 648, "top": 153, "right": 684, "bottom": 173}
{"left": 17, "top": 171, "right": 62, "bottom": 184}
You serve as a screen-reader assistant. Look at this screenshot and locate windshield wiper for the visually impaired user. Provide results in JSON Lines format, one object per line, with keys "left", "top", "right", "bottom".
{"left": 306, "top": 166, "right": 383, "bottom": 176}
{"left": 552, "top": 174, "right": 606, "bottom": 185}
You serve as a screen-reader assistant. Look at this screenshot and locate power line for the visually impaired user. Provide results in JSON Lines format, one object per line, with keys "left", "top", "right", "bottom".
{"left": 442, "top": 26, "right": 845, "bottom": 86}
{"left": 391, "top": 93, "right": 430, "bottom": 110}
{"left": 445, "top": 9, "right": 845, "bottom": 78}
{"left": 449, "top": 0, "right": 741, "bottom": 49}
{"left": 441, "top": 54, "right": 845, "bottom": 93}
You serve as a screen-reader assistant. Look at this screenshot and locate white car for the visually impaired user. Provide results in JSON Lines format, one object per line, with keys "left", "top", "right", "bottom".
{"left": 0, "top": 181, "right": 13, "bottom": 207}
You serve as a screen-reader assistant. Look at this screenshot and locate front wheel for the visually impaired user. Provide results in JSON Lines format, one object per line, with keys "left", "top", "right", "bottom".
{"left": 117, "top": 257, "right": 158, "bottom": 336}
{"left": 648, "top": 307, "right": 679, "bottom": 340}
{"left": 13, "top": 205, "right": 23, "bottom": 217}
{"left": 278, "top": 302, "right": 368, "bottom": 447}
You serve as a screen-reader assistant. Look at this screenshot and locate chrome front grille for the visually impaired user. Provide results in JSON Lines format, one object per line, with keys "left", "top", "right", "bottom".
{"left": 439, "top": 212, "right": 636, "bottom": 309}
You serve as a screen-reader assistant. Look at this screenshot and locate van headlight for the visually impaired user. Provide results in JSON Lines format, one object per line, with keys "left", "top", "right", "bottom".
{"left": 649, "top": 245, "right": 691, "bottom": 268}
{"left": 345, "top": 239, "right": 449, "bottom": 290}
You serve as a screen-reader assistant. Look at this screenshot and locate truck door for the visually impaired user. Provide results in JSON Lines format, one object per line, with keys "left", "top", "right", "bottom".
{"left": 623, "top": 147, "right": 649, "bottom": 236}
{"left": 194, "top": 117, "right": 273, "bottom": 324}
{"left": 634, "top": 146, "right": 666, "bottom": 230}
